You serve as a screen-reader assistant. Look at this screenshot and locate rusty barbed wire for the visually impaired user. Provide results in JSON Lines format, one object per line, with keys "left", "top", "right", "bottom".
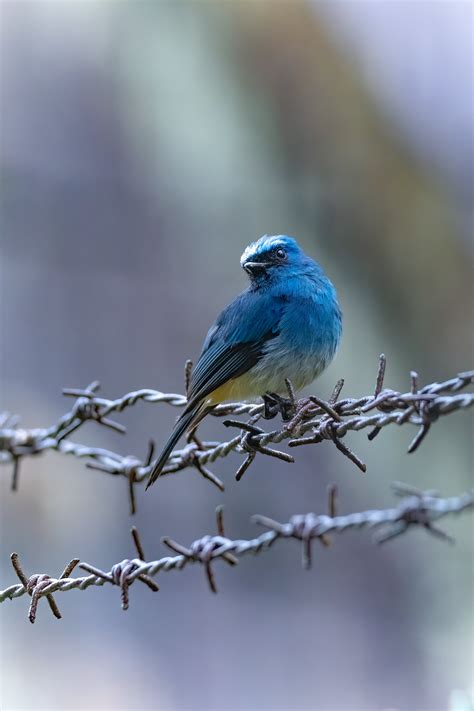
{"left": 1, "top": 356, "right": 473, "bottom": 512}
{"left": 1, "top": 484, "right": 472, "bottom": 622}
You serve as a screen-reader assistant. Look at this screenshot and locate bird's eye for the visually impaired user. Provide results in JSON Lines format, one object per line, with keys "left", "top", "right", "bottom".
{"left": 276, "top": 247, "right": 287, "bottom": 260}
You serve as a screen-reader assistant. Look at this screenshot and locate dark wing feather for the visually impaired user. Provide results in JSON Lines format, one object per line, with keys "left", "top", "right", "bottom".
{"left": 186, "top": 337, "right": 270, "bottom": 408}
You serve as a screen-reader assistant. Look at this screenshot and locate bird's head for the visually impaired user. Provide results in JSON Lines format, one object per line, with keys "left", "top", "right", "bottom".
{"left": 240, "top": 235, "right": 312, "bottom": 285}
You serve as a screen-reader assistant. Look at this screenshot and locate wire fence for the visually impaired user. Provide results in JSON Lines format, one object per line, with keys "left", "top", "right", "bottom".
{"left": 1, "top": 355, "right": 473, "bottom": 623}
{"left": 1, "top": 355, "right": 473, "bottom": 513}
{"left": 1, "top": 483, "right": 472, "bottom": 623}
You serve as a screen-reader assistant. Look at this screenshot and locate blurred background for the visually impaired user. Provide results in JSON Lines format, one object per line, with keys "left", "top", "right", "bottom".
{"left": 0, "top": 1, "right": 472, "bottom": 709}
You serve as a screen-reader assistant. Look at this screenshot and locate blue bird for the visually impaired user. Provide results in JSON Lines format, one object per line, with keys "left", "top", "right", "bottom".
{"left": 146, "top": 235, "right": 342, "bottom": 489}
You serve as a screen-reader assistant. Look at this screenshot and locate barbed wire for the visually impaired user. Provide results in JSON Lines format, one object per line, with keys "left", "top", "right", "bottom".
{"left": 1, "top": 356, "right": 473, "bottom": 512}
{"left": 1, "top": 483, "right": 472, "bottom": 623}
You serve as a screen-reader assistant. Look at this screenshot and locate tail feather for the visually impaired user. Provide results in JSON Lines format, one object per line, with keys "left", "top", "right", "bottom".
{"left": 146, "top": 402, "right": 208, "bottom": 489}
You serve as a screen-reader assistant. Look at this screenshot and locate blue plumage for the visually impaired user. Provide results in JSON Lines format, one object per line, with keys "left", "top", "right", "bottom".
{"left": 146, "top": 235, "right": 342, "bottom": 488}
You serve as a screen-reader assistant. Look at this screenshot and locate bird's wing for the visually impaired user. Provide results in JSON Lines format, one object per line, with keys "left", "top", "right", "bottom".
{"left": 146, "top": 290, "right": 285, "bottom": 489}
{"left": 186, "top": 290, "right": 285, "bottom": 406}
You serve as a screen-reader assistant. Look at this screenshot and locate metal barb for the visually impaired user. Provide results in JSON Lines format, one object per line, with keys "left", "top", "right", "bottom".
{"left": 374, "top": 354, "right": 387, "bottom": 397}
{"left": 11, "top": 456, "right": 20, "bottom": 492}
{"left": 80, "top": 529, "right": 160, "bottom": 610}
{"left": 327, "top": 483, "right": 338, "bottom": 518}
{"left": 10, "top": 553, "right": 79, "bottom": 623}
{"left": 285, "top": 378, "right": 297, "bottom": 409}
{"left": 131, "top": 526, "right": 146, "bottom": 561}
{"left": 162, "top": 507, "right": 239, "bottom": 593}
{"left": 329, "top": 379, "right": 345, "bottom": 404}
{"left": 308, "top": 396, "right": 342, "bottom": 422}
{"left": 330, "top": 432, "right": 367, "bottom": 473}
{"left": 407, "top": 422, "right": 431, "bottom": 453}
{"left": 193, "top": 454, "right": 225, "bottom": 491}
{"left": 367, "top": 353, "right": 387, "bottom": 440}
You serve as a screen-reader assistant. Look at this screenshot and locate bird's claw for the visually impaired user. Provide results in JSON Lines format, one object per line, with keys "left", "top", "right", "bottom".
{"left": 262, "top": 392, "right": 296, "bottom": 421}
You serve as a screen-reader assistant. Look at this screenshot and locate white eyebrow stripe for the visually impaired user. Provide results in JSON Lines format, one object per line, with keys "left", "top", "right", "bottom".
{"left": 240, "top": 237, "right": 286, "bottom": 265}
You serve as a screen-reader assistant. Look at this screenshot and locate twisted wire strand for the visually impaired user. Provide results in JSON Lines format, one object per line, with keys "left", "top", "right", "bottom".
{"left": 1, "top": 359, "right": 473, "bottom": 501}
{"left": 1, "top": 486, "right": 472, "bottom": 622}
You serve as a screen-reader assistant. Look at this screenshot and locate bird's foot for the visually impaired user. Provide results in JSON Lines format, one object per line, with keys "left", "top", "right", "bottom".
{"left": 262, "top": 392, "right": 296, "bottom": 421}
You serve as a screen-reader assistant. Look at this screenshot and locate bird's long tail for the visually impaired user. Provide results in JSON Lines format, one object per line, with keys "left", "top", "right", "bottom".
{"left": 146, "top": 400, "right": 209, "bottom": 490}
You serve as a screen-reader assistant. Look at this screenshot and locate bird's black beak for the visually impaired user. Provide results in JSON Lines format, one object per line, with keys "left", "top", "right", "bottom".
{"left": 243, "top": 261, "right": 272, "bottom": 276}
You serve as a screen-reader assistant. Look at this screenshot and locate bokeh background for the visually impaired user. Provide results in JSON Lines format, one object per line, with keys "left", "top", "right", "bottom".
{"left": 1, "top": 1, "right": 472, "bottom": 709}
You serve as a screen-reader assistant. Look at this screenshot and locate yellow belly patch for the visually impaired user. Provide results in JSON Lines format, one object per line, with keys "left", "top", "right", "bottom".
{"left": 207, "top": 372, "right": 259, "bottom": 404}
